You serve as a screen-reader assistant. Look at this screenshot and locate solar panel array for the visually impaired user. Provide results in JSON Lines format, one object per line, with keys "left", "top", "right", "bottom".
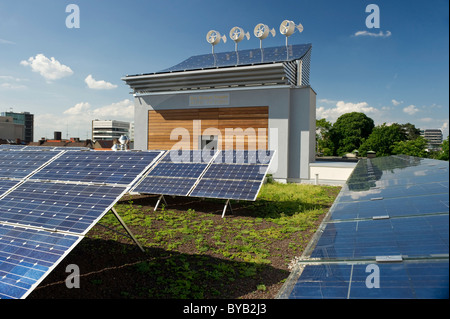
{"left": 0, "top": 149, "right": 163, "bottom": 299}
{"left": 158, "top": 44, "right": 312, "bottom": 73}
{"left": 1, "top": 148, "right": 273, "bottom": 298}
{"left": 279, "top": 155, "right": 449, "bottom": 299}
{"left": 133, "top": 150, "right": 275, "bottom": 201}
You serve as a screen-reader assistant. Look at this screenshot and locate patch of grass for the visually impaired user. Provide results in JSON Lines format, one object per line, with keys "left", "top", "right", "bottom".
{"left": 110, "top": 183, "right": 340, "bottom": 298}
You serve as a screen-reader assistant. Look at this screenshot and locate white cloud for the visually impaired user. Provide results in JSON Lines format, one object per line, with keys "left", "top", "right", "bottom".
{"left": 317, "top": 98, "right": 337, "bottom": 105}
{"left": 92, "top": 99, "right": 134, "bottom": 119}
{"left": 84, "top": 74, "right": 118, "bottom": 90}
{"left": 63, "top": 102, "right": 91, "bottom": 115}
{"left": 441, "top": 121, "right": 449, "bottom": 138}
{"left": 0, "top": 38, "right": 15, "bottom": 44}
{"left": 391, "top": 99, "right": 403, "bottom": 106}
{"left": 20, "top": 54, "right": 73, "bottom": 81}
{"left": 0, "top": 75, "right": 28, "bottom": 90}
{"left": 317, "top": 100, "right": 379, "bottom": 123}
{"left": 403, "top": 104, "right": 419, "bottom": 115}
{"left": 0, "top": 83, "right": 27, "bottom": 90}
{"left": 62, "top": 99, "right": 133, "bottom": 119}
{"left": 353, "top": 30, "right": 392, "bottom": 38}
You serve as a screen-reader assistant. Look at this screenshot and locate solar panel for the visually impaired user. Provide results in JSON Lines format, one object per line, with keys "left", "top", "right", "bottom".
{"left": 278, "top": 155, "right": 449, "bottom": 299}
{"left": 0, "top": 150, "right": 59, "bottom": 179}
{"left": 148, "top": 162, "right": 208, "bottom": 179}
{"left": 133, "top": 150, "right": 214, "bottom": 196}
{"left": 288, "top": 261, "right": 449, "bottom": 299}
{"left": 0, "top": 180, "right": 127, "bottom": 234}
{"left": 310, "top": 215, "right": 449, "bottom": 260}
{"left": 159, "top": 44, "right": 312, "bottom": 73}
{"left": 189, "top": 150, "right": 275, "bottom": 201}
{"left": 201, "top": 164, "right": 268, "bottom": 180}
{"left": 31, "top": 151, "right": 163, "bottom": 185}
{"left": 213, "top": 149, "right": 275, "bottom": 164}
{"left": 161, "top": 149, "right": 216, "bottom": 163}
{"left": 330, "top": 193, "right": 449, "bottom": 220}
{"left": 0, "top": 223, "right": 82, "bottom": 299}
{"left": 0, "top": 179, "right": 21, "bottom": 197}
{"left": 190, "top": 179, "right": 263, "bottom": 201}
{"left": 0, "top": 145, "right": 26, "bottom": 150}
{"left": 134, "top": 176, "right": 199, "bottom": 197}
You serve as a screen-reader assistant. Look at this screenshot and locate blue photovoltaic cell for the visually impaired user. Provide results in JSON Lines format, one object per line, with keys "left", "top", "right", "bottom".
{"left": 345, "top": 156, "right": 449, "bottom": 191}
{"left": 202, "top": 164, "right": 268, "bottom": 181}
{"left": 135, "top": 176, "right": 197, "bottom": 197}
{"left": 0, "top": 179, "right": 20, "bottom": 197}
{"left": 159, "top": 44, "right": 312, "bottom": 73}
{"left": 148, "top": 162, "right": 207, "bottom": 179}
{"left": 189, "top": 150, "right": 275, "bottom": 201}
{"left": 161, "top": 149, "right": 216, "bottom": 163}
{"left": 0, "top": 180, "right": 126, "bottom": 234}
{"left": 31, "top": 151, "right": 162, "bottom": 185}
{"left": 133, "top": 150, "right": 213, "bottom": 196}
{"left": 0, "top": 223, "right": 81, "bottom": 299}
{"left": 213, "top": 150, "right": 275, "bottom": 165}
{"left": 310, "top": 215, "right": 449, "bottom": 260}
{"left": 339, "top": 181, "right": 449, "bottom": 203}
{"left": 0, "top": 145, "right": 26, "bottom": 150}
{"left": 288, "top": 261, "right": 449, "bottom": 299}
{"left": 0, "top": 151, "right": 59, "bottom": 179}
{"left": 190, "top": 179, "right": 262, "bottom": 201}
{"left": 330, "top": 193, "right": 449, "bottom": 220}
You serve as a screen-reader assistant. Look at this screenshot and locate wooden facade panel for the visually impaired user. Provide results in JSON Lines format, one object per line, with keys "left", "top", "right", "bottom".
{"left": 148, "top": 107, "right": 268, "bottom": 150}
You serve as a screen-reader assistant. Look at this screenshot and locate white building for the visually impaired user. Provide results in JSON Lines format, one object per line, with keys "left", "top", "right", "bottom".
{"left": 421, "top": 129, "right": 443, "bottom": 150}
{"left": 122, "top": 44, "right": 316, "bottom": 183}
{"left": 92, "top": 120, "right": 130, "bottom": 141}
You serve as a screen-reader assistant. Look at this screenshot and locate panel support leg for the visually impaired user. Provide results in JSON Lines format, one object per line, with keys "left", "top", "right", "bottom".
{"left": 222, "top": 199, "right": 233, "bottom": 218}
{"left": 154, "top": 194, "right": 167, "bottom": 212}
{"left": 110, "top": 207, "right": 145, "bottom": 253}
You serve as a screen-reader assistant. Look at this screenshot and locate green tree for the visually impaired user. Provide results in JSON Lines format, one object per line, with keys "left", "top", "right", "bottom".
{"left": 437, "top": 136, "right": 449, "bottom": 161}
{"left": 392, "top": 136, "right": 428, "bottom": 157}
{"left": 359, "top": 123, "right": 406, "bottom": 157}
{"left": 329, "top": 112, "right": 374, "bottom": 156}
{"left": 316, "top": 118, "right": 333, "bottom": 156}
{"left": 400, "top": 123, "right": 421, "bottom": 140}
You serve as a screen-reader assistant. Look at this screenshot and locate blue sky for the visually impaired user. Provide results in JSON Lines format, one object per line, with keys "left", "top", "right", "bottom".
{"left": 0, "top": 0, "right": 448, "bottom": 141}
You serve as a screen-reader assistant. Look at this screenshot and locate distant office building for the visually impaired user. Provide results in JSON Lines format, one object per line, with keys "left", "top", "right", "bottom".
{"left": 92, "top": 120, "right": 130, "bottom": 141}
{"left": 129, "top": 122, "right": 135, "bottom": 141}
{"left": 0, "top": 111, "right": 34, "bottom": 142}
{"left": 421, "top": 129, "right": 443, "bottom": 150}
{"left": 0, "top": 116, "right": 25, "bottom": 141}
